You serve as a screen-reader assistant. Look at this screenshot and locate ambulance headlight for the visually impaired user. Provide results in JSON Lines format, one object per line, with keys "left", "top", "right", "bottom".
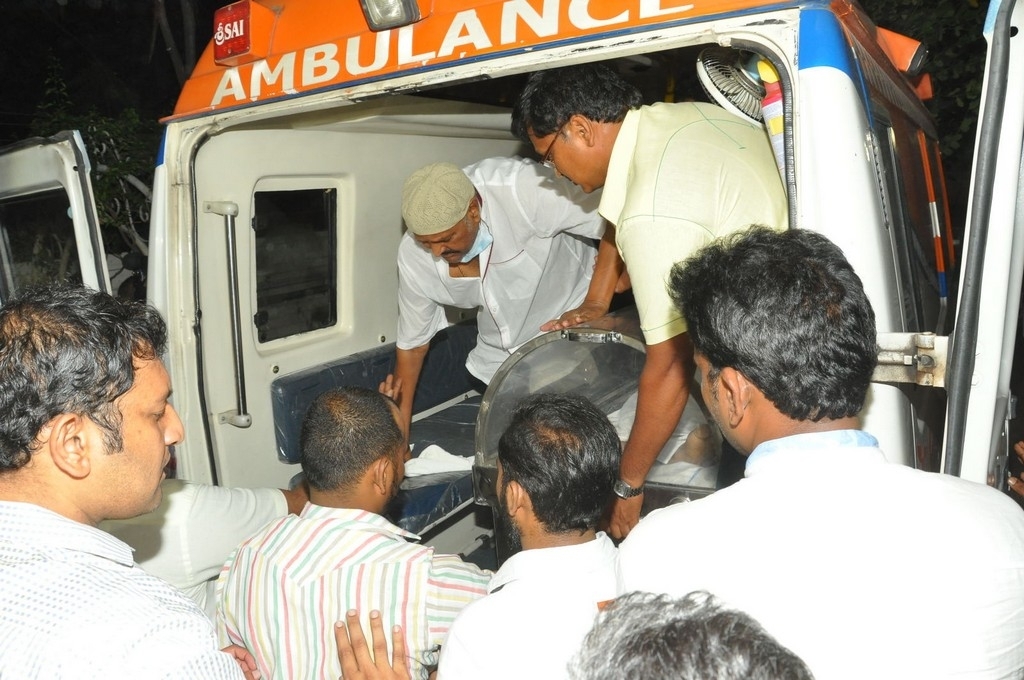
{"left": 359, "top": 0, "right": 421, "bottom": 31}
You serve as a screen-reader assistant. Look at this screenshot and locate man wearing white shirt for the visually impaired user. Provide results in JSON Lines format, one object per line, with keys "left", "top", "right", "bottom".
{"left": 0, "top": 283, "right": 253, "bottom": 679}
{"left": 619, "top": 227, "right": 1024, "bottom": 680}
{"left": 438, "top": 393, "right": 621, "bottom": 680}
{"left": 390, "top": 158, "right": 605, "bottom": 429}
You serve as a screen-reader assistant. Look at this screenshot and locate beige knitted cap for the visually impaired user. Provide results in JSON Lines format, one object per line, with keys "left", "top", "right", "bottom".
{"left": 401, "top": 162, "right": 475, "bottom": 235}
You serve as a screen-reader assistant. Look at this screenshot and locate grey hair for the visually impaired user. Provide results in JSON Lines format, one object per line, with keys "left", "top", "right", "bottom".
{"left": 569, "top": 590, "right": 814, "bottom": 680}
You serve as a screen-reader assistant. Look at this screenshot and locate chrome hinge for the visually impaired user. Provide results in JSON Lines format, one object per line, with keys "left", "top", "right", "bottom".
{"left": 873, "top": 332, "right": 947, "bottom": 388}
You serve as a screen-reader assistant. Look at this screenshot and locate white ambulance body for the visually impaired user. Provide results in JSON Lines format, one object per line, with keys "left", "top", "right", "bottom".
{"left": 0, "top": 0, "right": 1022, "bottom": 547}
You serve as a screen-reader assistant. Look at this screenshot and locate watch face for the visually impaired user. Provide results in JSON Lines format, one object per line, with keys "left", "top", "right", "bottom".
{"left": 614, "top": 480, "right": 642, "bottom": 498}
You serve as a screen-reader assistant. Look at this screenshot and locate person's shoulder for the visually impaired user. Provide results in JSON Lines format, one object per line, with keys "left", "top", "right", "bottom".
{"left": 465, "top": 156, "right": 542, "bottom": 190}
{"left": 229, "top": 512, "right": 299, "bottom": 552}
{"left": 450, "top": 585, "right": 500, "bottom": 625}
{"left": 103, "top": 591, "right": 240, "bottom": 678}
{"left": 905, "top": 465, "right": 1024, "bottom": 517}
{"left": 441, "top": 586, "right": 510, "bottom": 665}
{"left": 875, "top": 467, "right": 1024, "bottom": 564}
{"left": 639, "top": 100, "right": 701, "bottom": 121}
{"left": 6, "top": 552, "right": 217, "bottom": 663}
{"left": 25, "top": 583, "right": 227, "bottom": 679}
{"left": 83, "top": 561, "right": 210, "bottom": 626}
{"left": 464, "top": 155, "right": 532, "bottom": 175}
{"left": 429, "top": 551, "right": 493, "bottom": 580}
{"left": 642, "top": 101, "right": 759, "bottom": 132}
{"left": 396, "top": 230, "right": 420, "bottom": 254}
{"left": 396, "top": 230, "right": 431, "bottom": 269}
{"left": 439, "top": 597, "right": 502, "bottom": 678}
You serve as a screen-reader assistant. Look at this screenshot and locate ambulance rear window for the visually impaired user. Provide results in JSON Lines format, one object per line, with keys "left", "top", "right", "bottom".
{"left": 252, "top": 187, "right": 337, "bottom": 342}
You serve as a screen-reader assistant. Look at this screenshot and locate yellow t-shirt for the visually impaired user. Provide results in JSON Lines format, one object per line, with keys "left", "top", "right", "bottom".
{"left": 599, "top": 102, "right": 789, "bottom": 345}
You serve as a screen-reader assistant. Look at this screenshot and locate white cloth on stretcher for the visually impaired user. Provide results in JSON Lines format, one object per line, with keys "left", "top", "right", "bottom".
{"left": 404, "top": 444, "right": 474, "bottom": 477}
{"left": 607, "top": 392, "right": 718, "bottom": 489}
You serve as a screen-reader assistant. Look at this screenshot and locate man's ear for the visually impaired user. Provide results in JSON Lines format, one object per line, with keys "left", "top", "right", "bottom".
{"left": 503, "top": 479, "right": 531, "bottom": 519}
{"left": 370, "top": 455, "right": 394, "bottom": 497}
{"left": 568, "top": 114, "right": 597, "bottom": 148}
{"left": 46, "top": 413, "right": 94, "bottom": 480}
{"left": 719, "top": 366, "right": 753, "bottom": 429}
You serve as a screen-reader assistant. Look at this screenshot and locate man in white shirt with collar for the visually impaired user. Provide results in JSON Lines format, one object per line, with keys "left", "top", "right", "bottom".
{"left": 390, "top": 158, "right": 605, "bottom": 430}
{"left": 0, "top": 283, "right": 253, "bottom": 679}
{"left": 438, "top": 393, "right": 621, "bottom": 680}
{"left": 619, "top": 227, "right": 1024, "bottom": 680}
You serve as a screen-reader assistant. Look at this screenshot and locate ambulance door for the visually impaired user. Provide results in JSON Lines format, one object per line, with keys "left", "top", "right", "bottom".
{"left": 945, "top": 0, "right": 1024, "bottom": 487}
{"left": 190, "top": 114, "right": 521, "bottom": 490}
{"left": 0, "top": 131, "right": 111, "bottom": 303}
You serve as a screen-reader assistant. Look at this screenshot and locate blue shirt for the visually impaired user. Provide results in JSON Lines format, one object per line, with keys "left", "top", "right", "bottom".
{"left": 746, "top": 429, "right": 879, "bottom": 469}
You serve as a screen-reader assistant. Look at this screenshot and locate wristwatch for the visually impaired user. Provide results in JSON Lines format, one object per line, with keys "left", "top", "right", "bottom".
{"left": 613, "top": 479, "right": 645, "bottom": 499}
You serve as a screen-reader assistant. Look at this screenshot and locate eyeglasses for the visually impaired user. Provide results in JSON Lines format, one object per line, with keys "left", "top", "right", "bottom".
{"left": 541, "top": 122, "right": 569, "bottom": 170}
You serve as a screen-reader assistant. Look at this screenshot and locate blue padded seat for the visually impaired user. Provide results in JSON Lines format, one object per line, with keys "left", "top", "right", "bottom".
{"left": 269, "top": 321, "right": 480, "bottom": 535}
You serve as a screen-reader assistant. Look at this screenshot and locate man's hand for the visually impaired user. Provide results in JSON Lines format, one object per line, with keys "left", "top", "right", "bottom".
{"left": 379, "top": 375, "right": 410, "bottom": 438}
{"left": 222, "top": 644, "right": 261, "bottom": 680}
{"left": 1008, "top": 441, "right": 1024, "bottom": 497}
{"left": 540, "top": 300, "right": 609, "bottom": 332}
{"left": 607, "top": 494, "right": 644, "bottom": 540}
{"left": 379, "top": 375, "right": 403, "bottom": 402}
{"left": 336, "top": 610, "right": 410, "bottom": 680}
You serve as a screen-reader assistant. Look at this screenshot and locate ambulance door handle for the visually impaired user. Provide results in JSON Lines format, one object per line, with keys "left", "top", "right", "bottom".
{"left": 204, "top": 201, "right": 252, "bottom": 429}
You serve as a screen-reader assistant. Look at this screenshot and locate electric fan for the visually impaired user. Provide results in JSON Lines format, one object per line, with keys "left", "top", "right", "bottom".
{"left": 695, "top": 47, "right": 765, "bottom": 123}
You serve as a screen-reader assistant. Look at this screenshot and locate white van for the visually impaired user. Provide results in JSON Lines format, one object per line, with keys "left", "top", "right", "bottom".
{"left": 1, "top": 0, "right": 1021, "bottom": 552}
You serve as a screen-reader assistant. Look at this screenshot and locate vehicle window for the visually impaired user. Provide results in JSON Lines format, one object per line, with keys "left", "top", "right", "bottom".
{"left": 869, "top": 105, "right": 949, "bottom": 473}
{"left": 252, "top": 187, "right": 337, "bottom": 342}
{"left": 870, "top": 104, "right": 948, "bottom": 334}
{"left": 0, "top": 188, "right": 83, "bottom": 300}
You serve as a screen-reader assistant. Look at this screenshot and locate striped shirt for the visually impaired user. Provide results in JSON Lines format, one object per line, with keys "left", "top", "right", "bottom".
{"left": 0, "top": 501, "right": 243, "bottom": 679}
{"left": 216, "top": 503, "right": 490, "bottom": 679}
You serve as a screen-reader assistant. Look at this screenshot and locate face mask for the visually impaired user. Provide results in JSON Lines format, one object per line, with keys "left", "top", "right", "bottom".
{"left": 461, "top": 218, "right": 493, "bottom": 263}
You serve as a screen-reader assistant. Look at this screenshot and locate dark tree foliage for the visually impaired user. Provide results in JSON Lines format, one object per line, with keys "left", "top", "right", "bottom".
{"left": 1, "top": 0, "right": 222, "bottom": 254}
{"left": 860, "top": 0, "right": 989, "bottom": 233}
{"left": 31, "top": 59, "right": 159, "bottom": 255}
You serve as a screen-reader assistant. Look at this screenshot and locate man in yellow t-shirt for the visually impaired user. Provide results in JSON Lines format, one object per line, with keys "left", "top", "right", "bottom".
{"left": 512, "top": 62, "right": 788, "bottom": 539}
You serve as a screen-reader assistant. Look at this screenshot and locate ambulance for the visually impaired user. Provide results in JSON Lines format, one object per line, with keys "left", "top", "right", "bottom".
{"left": 0, "top": 0, "right": 1021, "bottom": 552}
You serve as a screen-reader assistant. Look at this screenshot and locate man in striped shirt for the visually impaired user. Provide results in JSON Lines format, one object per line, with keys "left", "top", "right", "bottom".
{"left": 216, "top": 386, "right": 491, "bottom": 679}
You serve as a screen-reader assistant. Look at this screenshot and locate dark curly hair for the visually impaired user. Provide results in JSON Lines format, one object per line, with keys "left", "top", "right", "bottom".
{"left": 498, "top": 393, "right": 621, "bottom": 534}
{"left": 670, "top": 227, "right": 877, "bottom": 421}
{"left": 0, "top": 282, "right": 167, "bottom": 470}
{"left": 511, "top": 63, "right": 643, "bottom": 142}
